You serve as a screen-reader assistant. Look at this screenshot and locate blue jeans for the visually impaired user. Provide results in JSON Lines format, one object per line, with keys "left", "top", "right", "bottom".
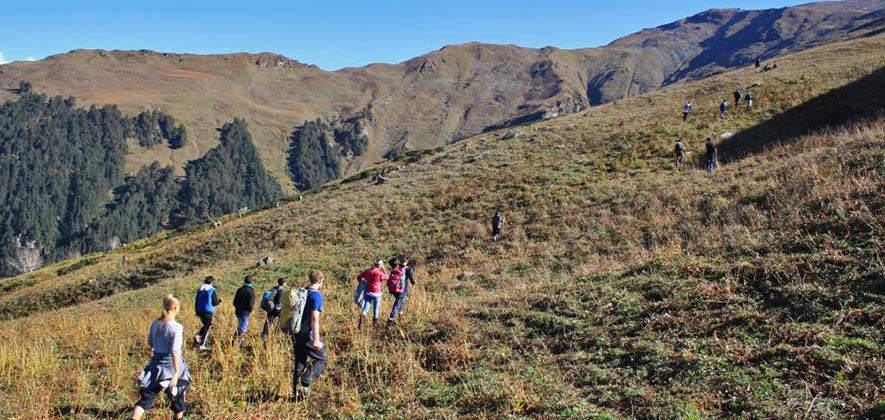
{"left": 236, "top": 313, "right": 250, "bottom": 335}
{"left": 361, "top": 293, "right": 381, "bottom": 319}
{"left": 353, "top": 281, "right": 367, "bottom": 307}
{"left": 707, "top": 157, "right": 715, "bottom": 172}
{"left": 389, "top": 292, "right": 403, "bottom": 321}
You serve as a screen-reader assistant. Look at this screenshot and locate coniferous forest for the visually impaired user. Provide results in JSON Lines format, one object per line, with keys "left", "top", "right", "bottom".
{"left": 0, "top": 93, "right": 281, "bottom": 277}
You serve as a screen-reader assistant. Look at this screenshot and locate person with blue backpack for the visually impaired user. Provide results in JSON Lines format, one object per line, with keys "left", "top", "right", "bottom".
{"left": 261, "top": 277, "right": 286, "bottom": 341}
{"left": 193, "top": 276, "right": 221, "bottom": 350}
{"left": 720, "top": 99, "right": 729, "bottom": 119}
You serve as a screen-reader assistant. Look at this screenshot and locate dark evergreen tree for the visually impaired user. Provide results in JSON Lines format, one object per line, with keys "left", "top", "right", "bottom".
{"left": 180, "top": 118, "right": 282, "bottom": 218}
{"left": 288, "top": 119, "right": 342, "bottom": 191}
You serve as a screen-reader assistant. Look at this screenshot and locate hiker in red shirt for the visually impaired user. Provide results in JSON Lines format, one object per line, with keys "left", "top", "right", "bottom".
{"left": 357, "top": 260, "right": 388, "bottom": 329}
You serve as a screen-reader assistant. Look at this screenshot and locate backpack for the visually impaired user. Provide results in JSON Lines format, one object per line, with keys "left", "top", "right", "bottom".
{"left": 281, "top": 288, "right": 311, "bottom": 335}
{"left": 674, "top": 142, "right": 683, "bottom": 153}
{"left": 260, "top": 288, "right": 278, "bottom": 312}
{"left": 387, "top": 267, "right": 405, "bottom": 293}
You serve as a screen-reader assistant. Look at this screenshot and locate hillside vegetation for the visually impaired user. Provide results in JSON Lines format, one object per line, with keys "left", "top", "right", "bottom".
{"left": 0, "top": 100, "right": 281, "bottom": 277}
{"left": 0, "top": 2, "right": 881, "bottom": 192}
{"left": 0, "top": 31, "right": 883, "bottom": 419}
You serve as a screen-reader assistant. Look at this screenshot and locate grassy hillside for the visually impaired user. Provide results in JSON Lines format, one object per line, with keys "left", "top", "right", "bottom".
{"left": 0, "top": 2, "right": 881, "bottom": 193}
{"left": 0, "top": 32, "right": 884, "bottom": 419}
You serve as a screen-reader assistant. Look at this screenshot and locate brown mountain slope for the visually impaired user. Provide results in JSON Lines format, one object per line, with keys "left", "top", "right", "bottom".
{"left": 0, "top": 0, "right": 883, "bottom": 192}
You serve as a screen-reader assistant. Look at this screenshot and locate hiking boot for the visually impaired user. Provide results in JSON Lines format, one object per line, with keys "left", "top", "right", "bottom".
{"left": 293, "top": 386, "right": 311, "bottom": 402}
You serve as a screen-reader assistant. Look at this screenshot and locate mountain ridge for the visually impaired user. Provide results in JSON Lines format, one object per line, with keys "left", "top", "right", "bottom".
{"left": 1, "top": 1, "right": 883, "bottom": 193}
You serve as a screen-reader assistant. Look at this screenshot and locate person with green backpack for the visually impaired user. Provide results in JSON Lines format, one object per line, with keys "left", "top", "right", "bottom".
{"left": 279, "top": 270, "right": 326, "bottom": 401}
{"left": 260, "top": 277, "right": 286, "bottom": 341}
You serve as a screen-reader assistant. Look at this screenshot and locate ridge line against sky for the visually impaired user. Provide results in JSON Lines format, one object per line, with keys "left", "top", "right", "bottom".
{"left": 1, "top": 0, "right": 814, "bottom": 70}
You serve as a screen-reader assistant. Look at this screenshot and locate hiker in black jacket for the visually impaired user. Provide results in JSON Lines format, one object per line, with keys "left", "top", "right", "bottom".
{"left": 233, "top": 276, "right": 256, "bottom": 337}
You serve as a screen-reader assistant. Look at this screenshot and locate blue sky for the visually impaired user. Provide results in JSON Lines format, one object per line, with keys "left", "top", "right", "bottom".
{"left": 1, "top": 0, "right": 811, "bottom": 70}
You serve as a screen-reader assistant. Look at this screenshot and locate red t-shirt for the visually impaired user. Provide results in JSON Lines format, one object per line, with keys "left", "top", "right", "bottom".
{"left": 358, "top": 268, "right": 388, "bottom": 294}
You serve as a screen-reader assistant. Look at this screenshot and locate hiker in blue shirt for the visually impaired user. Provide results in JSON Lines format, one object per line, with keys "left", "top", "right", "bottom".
{"left": 280, "top": 270, "right": 327, "bottom": 401}
{"left": 682, "top": 102, "right": 692, "bottom": 121}
{"left": 193, "top": 276, "right": 221, "bottom": 350}
{"left": 720, "top": 99, "right": 728, "bottom": 119}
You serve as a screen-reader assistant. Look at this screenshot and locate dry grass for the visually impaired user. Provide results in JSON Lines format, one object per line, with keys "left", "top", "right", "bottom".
{"left": 0, "top": 34, "right": 883, "bottom": 419}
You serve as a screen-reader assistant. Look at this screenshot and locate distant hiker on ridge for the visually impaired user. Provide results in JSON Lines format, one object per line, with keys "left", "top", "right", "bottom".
{"left": 492, "top": 211, "right": 506, "bottom": 242}
{"left": 755, "top": 58, "right": 762, "bottom": 70}
{"left": 280, "top": 270, "right": 327, "bottom": 401}
{"left": 130, "top": 294, "right": 192, "bottom": 420}
{"left": 682, "top": 101, "right": 692, "bottom": 121}
{"left": 674, "top": 139, "right": 686, "bottom": 169}
{"left": 194, "top": 276, "right": 221, "bottom": 350}
{"left": 261, "top": 277, "right": 286, "bottom": 341}
{"left": 734, "top": 89, "right": 742, "bottom": 106}
{"left": 356, "top": 260, "right": 388, "bottom": 329}
{"left": 720, "top": 99, "right": 728, "bottom": 120}
{"left": 233, "top": 276, "right": 256, "bottom": 338}
{"left": 706, "top": 137, "right": 718, "bottom": 173}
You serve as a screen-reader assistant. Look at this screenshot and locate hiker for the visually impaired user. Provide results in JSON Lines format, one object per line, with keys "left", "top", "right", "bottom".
{"left": 763, "top": 64, "right": 771, "bottom": 72}
{"left": 745, "top": 91, "right": 753, "bottom": 110}
{"left": 674, "top": 139, "right": 686, "bottom": 169}
{"left": 492, "top": 211, "right": 506, "bottom": 241}
{"left": 261, "top": 277, "right": 286, "bottom": 340}
{"left": 773, "top": 61, "right": 779, "bottom": 70}
{"left": 356, "top": 260, "right": 388, "bottom": 329}
{"left": 720, "top": 99, "right": 728, "bottom": 119}
{"left": 280, "top": 270, "right": 327, "bottom": 401}
{"left": 734, "top": 89, "right": 742, "bottom": 106}
{"left": 233, "top": 276, "right": 256, "bottom": 337}
{"left": 396, "top": 254, "right": 417, "bottom": 316}
{"left": 682, "top": 102, "right": 692, "bottom": 121}
{"left": 129, "top": 295, "right": 192, "bottom": 420}
{"left": 386, "top": 258, "right": 406, "bottom": 324}
{"left": 194, "top": 276, "right": 221, "bottom": 350}
{"left": 755, "top": 58, "right": 762, "bottom": 70}
{"left": 706, "top": 137, "right": 718, "bottom": 173}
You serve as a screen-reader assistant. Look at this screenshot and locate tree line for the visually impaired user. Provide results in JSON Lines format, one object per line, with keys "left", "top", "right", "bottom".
{"left": 0, "top": 93, "right": 280, "bottom": 277}
{"left": 288, "top": 111, "right": 371, "bottom": 191}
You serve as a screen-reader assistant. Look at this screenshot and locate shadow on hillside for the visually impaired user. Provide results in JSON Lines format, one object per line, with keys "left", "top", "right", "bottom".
{"left": 719, "top": 65, "right": 885, "bottom": 162}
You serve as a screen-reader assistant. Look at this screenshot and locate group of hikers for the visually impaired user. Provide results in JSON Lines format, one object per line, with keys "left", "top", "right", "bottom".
{"left": 127, "top": 210, "right": 513, "bottom": 419}
{"left": 674, "top": 137, "right": 719, "bottom": 172}
{"left": 756, "top": 58, "right": 779, "bottom": 72}
{"left": 133, "top": 247, "right": 506, "bottom": 418}
{"left": 682, "top": 87, "right": 754, "bottom": 123}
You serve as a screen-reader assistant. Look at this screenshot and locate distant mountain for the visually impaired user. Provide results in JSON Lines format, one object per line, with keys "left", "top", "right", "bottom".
{"left": 0, "top": 0, "right": 883, "bottom": 192}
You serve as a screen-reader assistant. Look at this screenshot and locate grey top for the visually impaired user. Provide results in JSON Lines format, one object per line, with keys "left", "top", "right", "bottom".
{"left": 148, "top": 318, "right": 184, "bottom": 356}
{"left": 138, "top": 318, "right": 192, "bottom": 391}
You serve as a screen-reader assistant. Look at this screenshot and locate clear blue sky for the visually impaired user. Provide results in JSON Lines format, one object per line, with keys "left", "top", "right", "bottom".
{"left": 1, "top": 0, "right": 811, "bottom": 70}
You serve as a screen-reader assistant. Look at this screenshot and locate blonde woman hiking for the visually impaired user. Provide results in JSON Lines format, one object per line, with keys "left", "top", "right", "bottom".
{"left": 129, "top": 294, "right": 192, "bottom": 420}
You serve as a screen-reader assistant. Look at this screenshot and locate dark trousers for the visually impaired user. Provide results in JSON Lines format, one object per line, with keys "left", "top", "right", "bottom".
{"left": 197, "top": 312, "right": 213, "bottom": 346}
{"left": 292, "top": 334, "right": 327, "bottom": 390}
{"left": 262, "top": 312, "right": 279, "bottom": 340}
{"left": 389, "top": 292, "right": 404, "bottom": 321}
